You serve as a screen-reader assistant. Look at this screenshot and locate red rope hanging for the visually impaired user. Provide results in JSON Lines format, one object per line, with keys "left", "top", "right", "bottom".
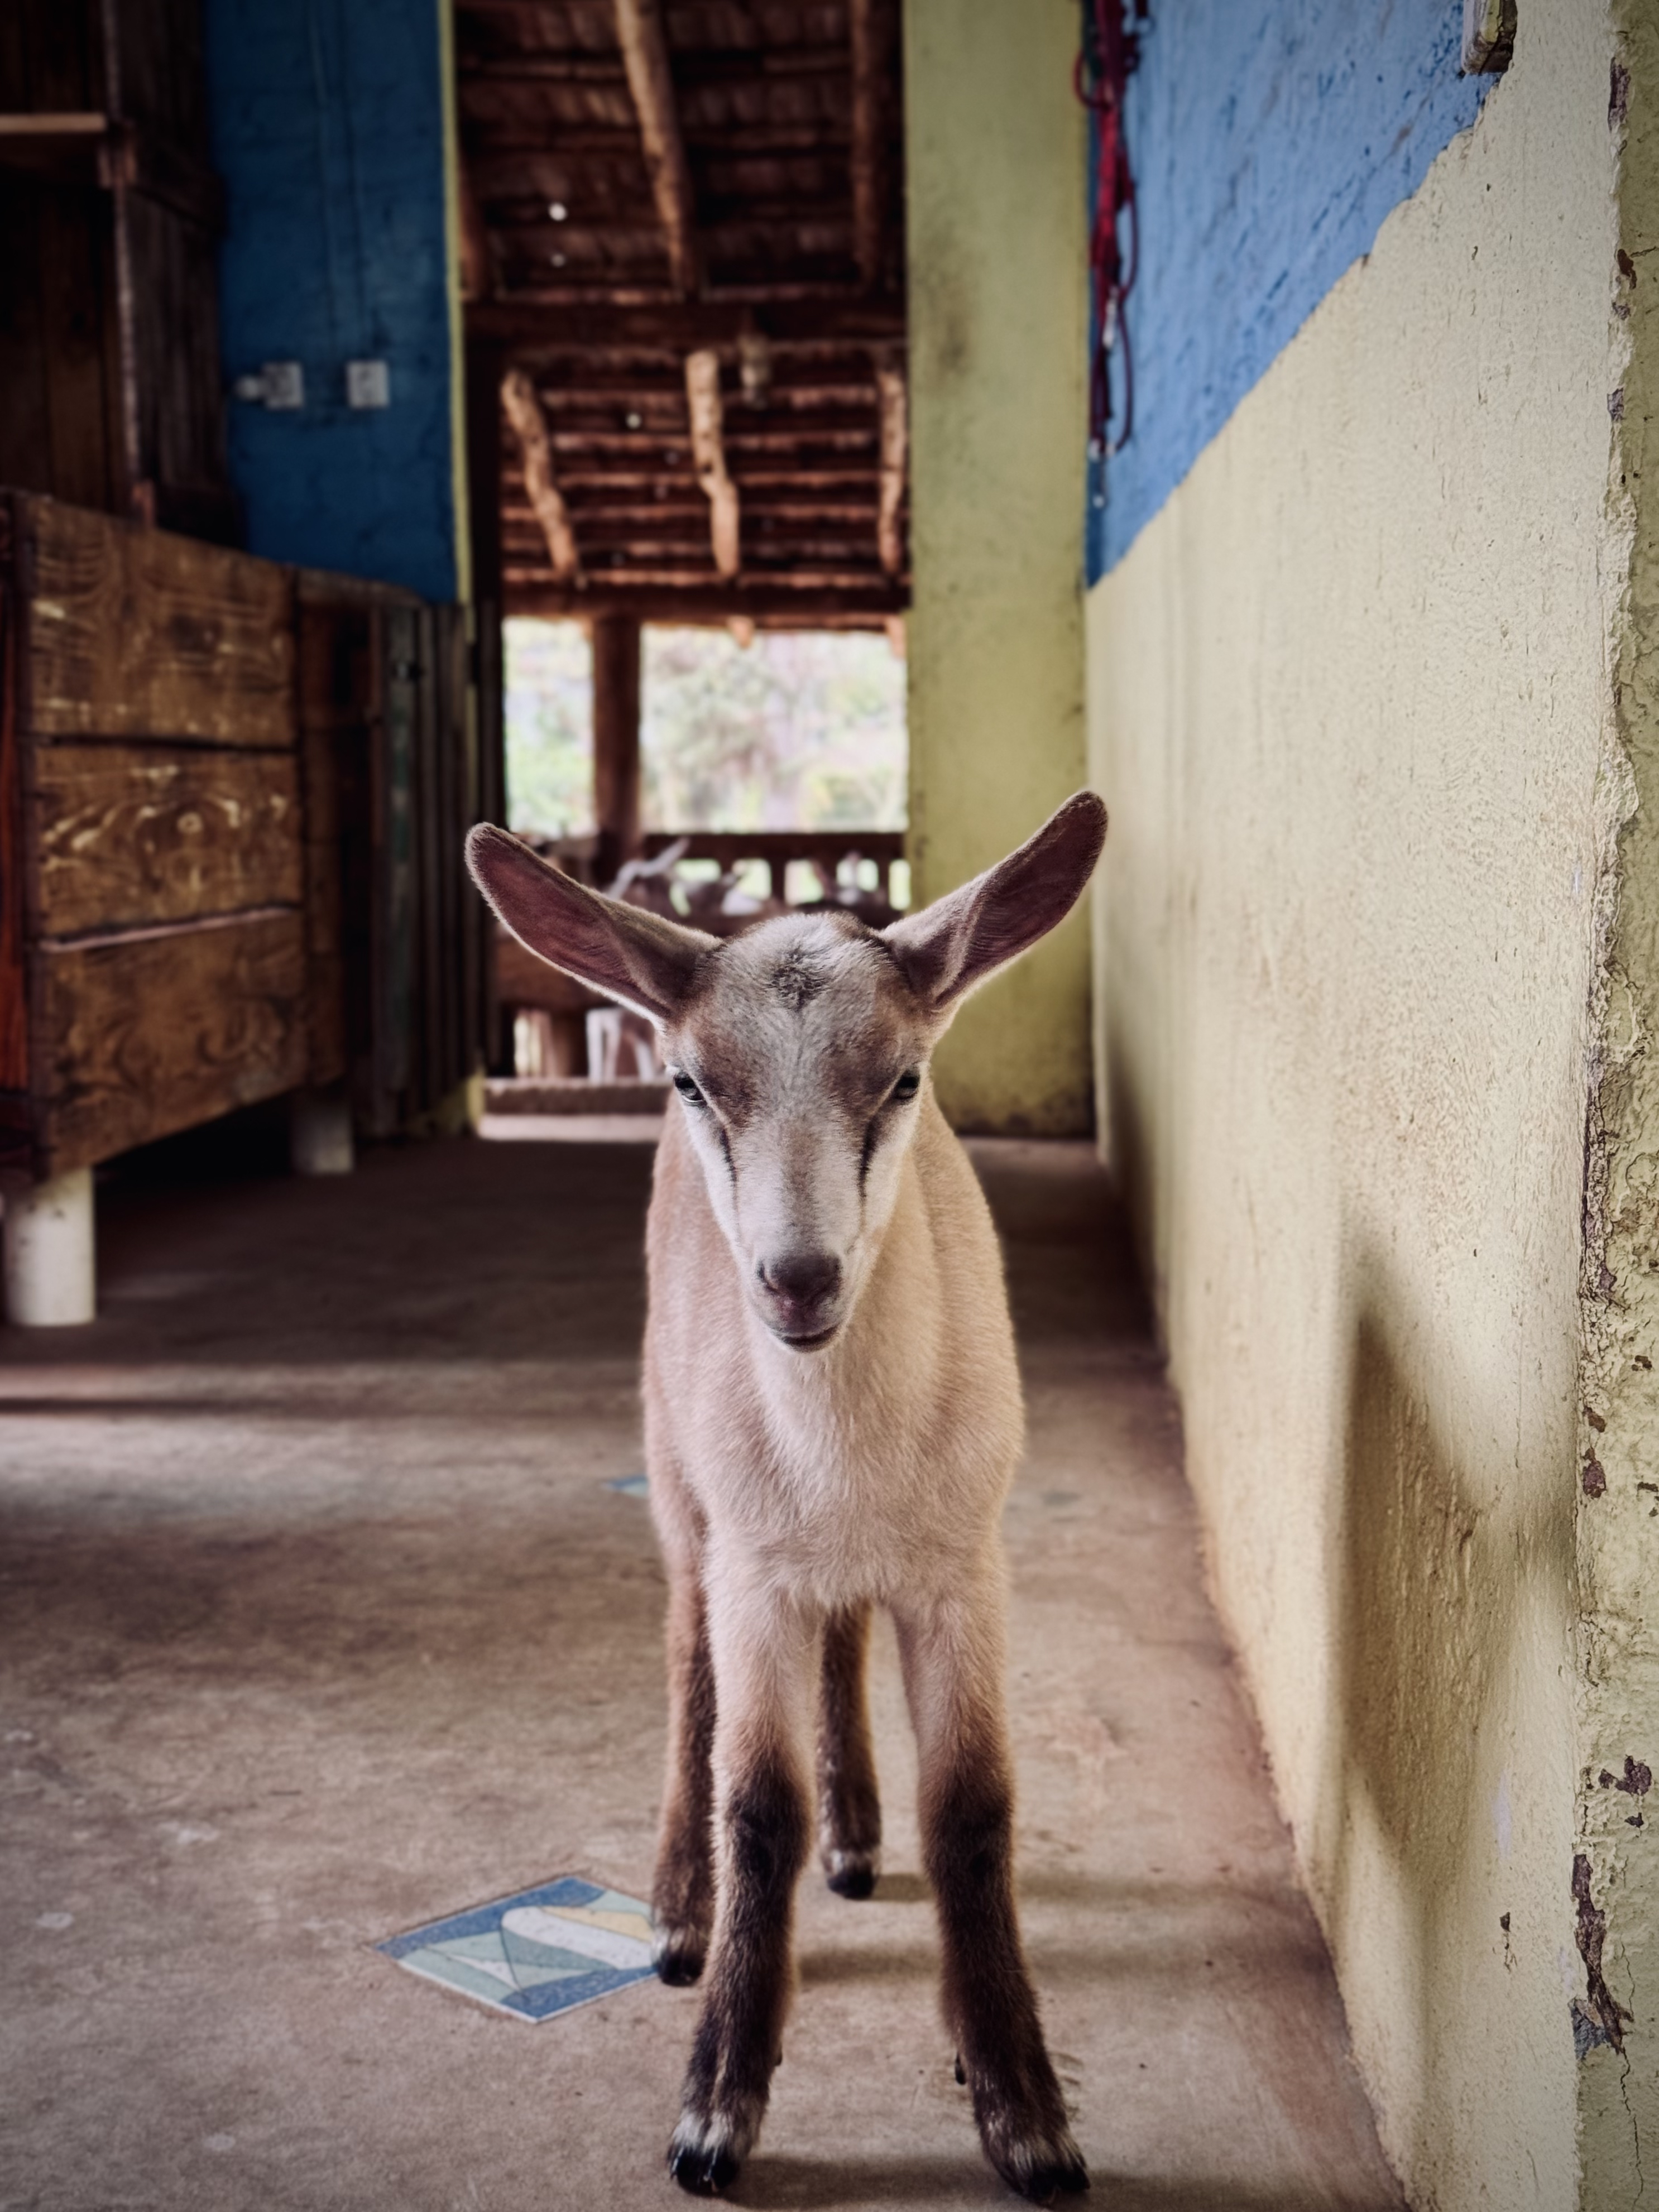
{"left": 1076, "top": 0, "right": 1144, "bottom": 456}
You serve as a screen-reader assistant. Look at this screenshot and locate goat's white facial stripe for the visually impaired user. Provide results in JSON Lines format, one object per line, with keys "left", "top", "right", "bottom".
{"left": 664, "top": 914, "right": 936, "bottom": 1342}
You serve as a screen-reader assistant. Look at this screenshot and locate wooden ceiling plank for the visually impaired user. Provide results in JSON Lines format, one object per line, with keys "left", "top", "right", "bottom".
{"left": 613, "top": 0, "right": 699, "bottom": 294}
{"left": 501, "top": 367, "right": 582, "bottom": 580}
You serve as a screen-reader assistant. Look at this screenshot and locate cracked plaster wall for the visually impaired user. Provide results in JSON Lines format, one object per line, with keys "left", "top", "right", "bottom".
{"left": 1576, "top": 0, "right": 1659, "bottom": 2197}
{"left": 1087, "top": 1, "right": 1644, "bottom": 2202}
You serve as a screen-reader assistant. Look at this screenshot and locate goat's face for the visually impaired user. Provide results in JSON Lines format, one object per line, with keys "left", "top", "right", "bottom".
{"left": 466, "top": 793, "right": 1108, "bottom": 1355}
{"left": 661, "top": 913, "right": 934, "bottom": 1350}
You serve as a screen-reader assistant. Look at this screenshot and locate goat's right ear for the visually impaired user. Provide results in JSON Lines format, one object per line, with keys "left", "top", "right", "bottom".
{"left": 883, "top": 791, "right": 1107, "bottom": 1014}
{"left": 466, "top": 824, "right": 713, "bottom": 1025}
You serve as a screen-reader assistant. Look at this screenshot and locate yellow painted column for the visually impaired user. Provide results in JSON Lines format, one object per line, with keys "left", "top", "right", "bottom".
{"left": 903, "top": 0, "right": 1090, "bottom": 1133}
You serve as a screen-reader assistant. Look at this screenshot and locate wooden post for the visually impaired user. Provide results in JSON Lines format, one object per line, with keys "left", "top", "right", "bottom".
{"left": 463, "top": 338, "right": 511, "bottom": 1072}
{"left": 592, "top": 614, "right": 642, "bottom": 887}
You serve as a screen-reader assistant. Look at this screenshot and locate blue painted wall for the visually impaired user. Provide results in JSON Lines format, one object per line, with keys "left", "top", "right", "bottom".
{"left": 205, "top": 0, "right": 458, "bottom": 602}
{"left": 1089, "top": 2, "right": 1495, "bottom": 581}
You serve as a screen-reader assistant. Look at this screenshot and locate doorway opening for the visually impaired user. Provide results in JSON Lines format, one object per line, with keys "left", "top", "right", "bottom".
{"left": 499, "top": 617, "right": 908, "bottom": 1087}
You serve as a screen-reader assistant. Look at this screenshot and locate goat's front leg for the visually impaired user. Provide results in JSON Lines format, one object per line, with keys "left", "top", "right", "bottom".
{"left": 651, "top": 1557, "right": 717, "bottom": 1984}
{"left": 669, "top": 1574, "right": 815, "bottom": 2195}
{"left": 817, "top": 1601, "right": 881, "bottom": 1897}
{"left": 896, "top": 1586, "right": 1086, "bottom": 2205}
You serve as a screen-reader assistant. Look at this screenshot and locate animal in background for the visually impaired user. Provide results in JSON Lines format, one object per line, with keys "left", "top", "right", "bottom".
{"left": 467, "top": 793, "right": 1107, "bottom": 2204}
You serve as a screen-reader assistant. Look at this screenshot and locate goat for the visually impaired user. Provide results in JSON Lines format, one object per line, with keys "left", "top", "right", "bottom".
{"left": 467, "top": 792, "right": 1106, "bottom": 2204}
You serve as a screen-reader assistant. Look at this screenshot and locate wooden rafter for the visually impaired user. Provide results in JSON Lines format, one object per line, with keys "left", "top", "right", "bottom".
{"left": 613, "top": 0, "right": 699, "bottom": 296}
{"left": 875, "top": 361, "right": 907, "bottom": 577}
{"left": 500, "top": 369, "right": 579, "bottom": 580}
{"left": 848, "top": 0, "right": 889, "bottom": 290}
{"left": 684, "top": 349, "right": 741, "bottom": 578}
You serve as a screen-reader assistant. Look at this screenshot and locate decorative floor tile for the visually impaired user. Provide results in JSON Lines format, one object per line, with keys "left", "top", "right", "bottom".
{"left": 378, "top": 1877, "right": 656, "bottom": 2022}
{"left": 607, "top": 1472, "right": 649, "bottom": 1497}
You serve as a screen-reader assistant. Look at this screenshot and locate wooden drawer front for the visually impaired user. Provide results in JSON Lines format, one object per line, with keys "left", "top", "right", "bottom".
{"left": 33, "top": 911, "right": 308, "bottom": 1174}
{"left": 31, "top": 746, "right": 303, "bottom": 938}
{"left": 21, "top": 498, "right": 294, "bottom": 747}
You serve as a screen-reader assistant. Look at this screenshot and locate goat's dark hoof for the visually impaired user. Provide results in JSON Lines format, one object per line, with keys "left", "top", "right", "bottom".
{"left": 668, "top": 2125, "right": 741, "bottom": 2195}
{"left": 994, "top": 2134, "right": 1089, "bottom": 2206}
{"left": 652, "top": 1927, "right": 708, "bottom": 1986}
{"left": 823, "top": 1845, "right": 878, "bottom": 1899}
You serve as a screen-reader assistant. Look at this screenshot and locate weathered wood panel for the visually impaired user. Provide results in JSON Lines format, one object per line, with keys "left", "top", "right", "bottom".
{"left": 29, "top": 743, "right": 301, "bottom": 937}
{"left": 299, "top": 725, "right": 347, "bottom": 1086}
{"left": 32, "top": 909, "right": 308, "bottom": 1173}
{"left": 0, "top": 546, "right": 27, "bottom": 1093}
{"left": 21, "top": 498, "right": 293, "bottom": 744}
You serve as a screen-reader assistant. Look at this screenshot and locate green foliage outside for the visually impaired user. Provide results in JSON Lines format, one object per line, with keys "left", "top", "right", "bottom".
{"left": 505, "top": 619, "right": 907, "bottom": 837}
{"left": 505, "top": 620, "right": 594, "bottom": 838}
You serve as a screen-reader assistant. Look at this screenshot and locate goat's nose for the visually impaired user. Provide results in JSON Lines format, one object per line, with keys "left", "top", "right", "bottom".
{"left": 759, "top": 1251, "right": 842, "bottom": 1307}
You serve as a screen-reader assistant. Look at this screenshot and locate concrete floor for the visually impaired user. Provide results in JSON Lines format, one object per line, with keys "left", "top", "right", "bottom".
{"left": 0, "top": 1132, "right": 1402, "bottom": 2212}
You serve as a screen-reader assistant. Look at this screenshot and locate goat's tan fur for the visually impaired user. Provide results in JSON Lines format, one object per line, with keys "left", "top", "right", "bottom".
{"left": 467, "top": 795, "right": 1106, "bottom": 2204}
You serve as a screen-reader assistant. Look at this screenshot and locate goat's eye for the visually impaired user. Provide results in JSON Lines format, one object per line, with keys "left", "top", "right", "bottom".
{"left": 673, "top": 1071, "right": 706, "bottom": 1106}
{"left": 891, "top": 1068, "right": 921, "bottom": 1103}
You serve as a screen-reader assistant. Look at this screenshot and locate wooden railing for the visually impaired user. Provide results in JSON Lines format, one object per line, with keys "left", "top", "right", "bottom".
{"left": 526, "top": 827, "right": 906, "bottom": 906}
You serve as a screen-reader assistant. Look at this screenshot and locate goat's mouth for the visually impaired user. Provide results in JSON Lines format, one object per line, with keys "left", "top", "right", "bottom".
{"left": 770, "top": 1319, "right": 841, "bottom": 1352}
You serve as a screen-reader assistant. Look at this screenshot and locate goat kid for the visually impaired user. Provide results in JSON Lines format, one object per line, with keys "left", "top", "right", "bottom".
{"left": 467, "top": 794, "right": 1107, "bottom": 2204}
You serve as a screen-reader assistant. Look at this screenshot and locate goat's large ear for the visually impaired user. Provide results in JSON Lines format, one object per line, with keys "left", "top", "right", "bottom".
{"left": 466, "top": 824, "right": 713, "bottom": 1024}
{"left": 884, "top": 791, "right": 1106, "bottom": 1012}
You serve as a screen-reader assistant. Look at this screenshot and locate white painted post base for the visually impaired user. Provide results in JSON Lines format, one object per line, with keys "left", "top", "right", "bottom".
{"left": 3, "top": 1167, "right": 96, "bottom": 1327}
{"left": 290, "top": 1090, "right": 355, "bottom": 1177}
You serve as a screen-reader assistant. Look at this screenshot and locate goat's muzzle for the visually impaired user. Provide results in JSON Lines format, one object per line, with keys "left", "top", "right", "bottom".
{"left": 755, "top": 1251, "right": 843, "bottom": 1350}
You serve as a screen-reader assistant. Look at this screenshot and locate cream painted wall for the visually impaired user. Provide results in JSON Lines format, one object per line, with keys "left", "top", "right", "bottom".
{"left": 1087, "top": 3, "right": 1631, "bottom": 2204}
{"left": 904, "top": 0, "right": 1090, "bottom": 1134}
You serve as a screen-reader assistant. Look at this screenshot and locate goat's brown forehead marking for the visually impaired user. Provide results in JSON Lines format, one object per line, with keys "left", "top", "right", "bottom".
{"left": 769, "top": 948, "right": 823, "bottom": 1010}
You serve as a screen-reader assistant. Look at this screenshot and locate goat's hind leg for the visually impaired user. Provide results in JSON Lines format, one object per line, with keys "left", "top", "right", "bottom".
{"left": 898, "top": 1590, "right": 1087, "bottom": 2205}
{"left": 652, "top": 1558, "right": 717, "bottom": 1984}
{"left": 817, "top": 1601, "right": 881, "bottom": 1898}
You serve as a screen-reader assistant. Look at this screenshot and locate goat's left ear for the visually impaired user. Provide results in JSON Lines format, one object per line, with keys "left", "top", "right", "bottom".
{"left": 883, "top": 791, "right": 1106, "bottom": 1013}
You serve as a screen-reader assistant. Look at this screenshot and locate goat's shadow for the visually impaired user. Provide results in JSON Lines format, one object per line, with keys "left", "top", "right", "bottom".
{"left": 730, "top": 2153, "right": 1394, "bottom": 2211}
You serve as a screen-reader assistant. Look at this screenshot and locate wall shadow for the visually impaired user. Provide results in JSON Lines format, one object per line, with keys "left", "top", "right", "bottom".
{"left": 1319, "top": 1246, "right": 1575, "bottom": 2185}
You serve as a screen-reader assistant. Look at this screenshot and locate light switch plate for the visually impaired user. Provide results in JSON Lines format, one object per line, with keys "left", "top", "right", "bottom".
{"left": 346, "top": 359, "right": 391, "bottom": 409}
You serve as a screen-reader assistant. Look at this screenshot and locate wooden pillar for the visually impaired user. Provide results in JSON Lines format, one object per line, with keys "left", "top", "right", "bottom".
{"left": 464, "top": 337, "right": 512, "bottom": 1071}
{"left": 592, "top": 614, "right": 642, "bottom": 887}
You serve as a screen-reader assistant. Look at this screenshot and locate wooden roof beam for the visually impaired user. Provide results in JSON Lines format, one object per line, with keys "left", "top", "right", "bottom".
{"left": 849, "top": 0, "right": 891, "bottom": 290}
{"left": 684, "top": 349, "right": 741, "bottom": 578}
{"left": 504, "top": 580, "right": 907, "bottom": 622}
{"left": 501, "top": 368, "right": 581, "bottom": 580}
{"left": 466, "top": 297, "right": 903, "bottom": 351}
{"left": 613, "top": 0, "right": 699, "bottom": 295}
